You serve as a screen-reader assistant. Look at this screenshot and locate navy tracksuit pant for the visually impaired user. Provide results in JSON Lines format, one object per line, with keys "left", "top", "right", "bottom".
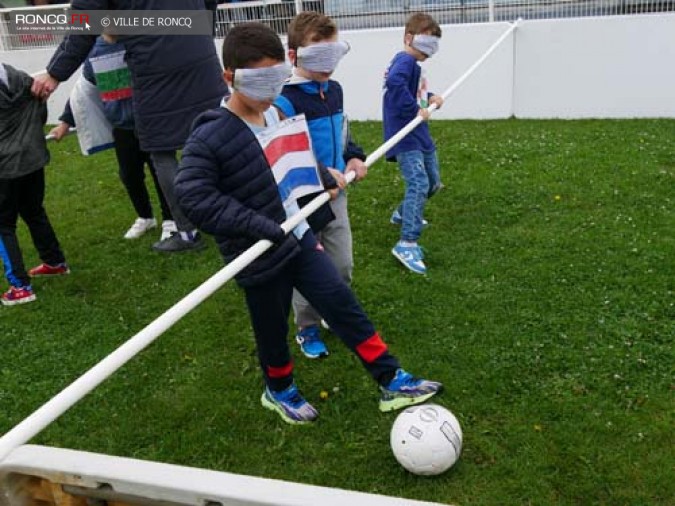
{"left": 0, "top": 168, "right": 66, "bottom": 288}
{"left": 244, "top": 232, "right": 400, "bottom": 392}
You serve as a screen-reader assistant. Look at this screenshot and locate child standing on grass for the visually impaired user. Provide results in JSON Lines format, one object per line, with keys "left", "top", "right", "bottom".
{"left": 274, "top": 11, "right": 368, "bottom": 360}
{"left": 383, "top": 12, "right": 444, "bottom": 275}
{"left": 175, "top": 22, "right": 442, "bottom": 424}
{"left": 50, "top": 36, "right": 177, "bottom": 243}
{"left": 0, "top": 63, "right": 69, "bottom": 306}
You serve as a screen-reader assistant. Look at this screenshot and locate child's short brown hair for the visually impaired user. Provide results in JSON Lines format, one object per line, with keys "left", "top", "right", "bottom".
{"left": 287, "top": 11, "right": 337, "bottom": 51}
{"left": 221, "top": 22, "right": 285, "bottom": 70}
{"left": 405, "top": 12, "right": 442, "bottom": 38}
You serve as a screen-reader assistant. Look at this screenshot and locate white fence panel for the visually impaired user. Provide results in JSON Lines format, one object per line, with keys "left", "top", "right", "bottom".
{"left": 330, "top": 22, "right": 515, "bottom": 120}
{"left": 514, "top": 13, "right": 675, "bottom": 118}
{"left": 2, "top": 15, "right": 674, "bottom": 122}
{"left": 2, "top": 1, "right": 675, "bottom": 50}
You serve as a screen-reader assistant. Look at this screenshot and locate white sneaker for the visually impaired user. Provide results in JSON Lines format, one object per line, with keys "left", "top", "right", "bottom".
{"left": 124, "top": 217, "right": 157, "bottom": 239}
{"left": 160, "top": 220, "right": 177, "bottom": 241}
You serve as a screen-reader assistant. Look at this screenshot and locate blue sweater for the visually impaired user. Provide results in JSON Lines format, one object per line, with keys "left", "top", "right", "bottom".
{"left": 382, "top": 52, "right": 436, "bottom": 160}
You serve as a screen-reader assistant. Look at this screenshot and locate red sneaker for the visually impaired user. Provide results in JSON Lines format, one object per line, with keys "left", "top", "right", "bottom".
{"left": 1, "top": 286, "right": 36, "bottom": 306}
{"left": 28, "top": 262, "right": 70, "bottom": 277}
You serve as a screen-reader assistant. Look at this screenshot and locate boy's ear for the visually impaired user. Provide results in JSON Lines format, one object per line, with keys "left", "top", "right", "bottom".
{"left": 288, "top": 48, "right": 297, "bottom": 66}
{"left": 404, "top": 33, "right": 413, "bottom": 46}
{"left": 223, "top": 68, "right": 234, "bottom": 86}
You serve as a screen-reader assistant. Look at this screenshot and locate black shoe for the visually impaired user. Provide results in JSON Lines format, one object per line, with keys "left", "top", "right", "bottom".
{"left": 152, "top": 232, "right": 206, "bottom": 253}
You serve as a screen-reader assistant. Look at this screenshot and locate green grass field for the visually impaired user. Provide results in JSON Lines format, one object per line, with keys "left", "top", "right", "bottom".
{"left": 1, "top": 119, "right": 673, "bottom": 505}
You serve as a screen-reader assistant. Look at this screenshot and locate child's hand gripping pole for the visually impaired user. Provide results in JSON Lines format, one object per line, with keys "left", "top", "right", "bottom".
{"left": 0, "top": 20, "right": 520, "bottom": 463}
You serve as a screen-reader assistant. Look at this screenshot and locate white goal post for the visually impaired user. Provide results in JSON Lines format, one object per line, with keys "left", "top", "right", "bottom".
{"left": 0, "top": 445, "right": 449, "bottom": 506}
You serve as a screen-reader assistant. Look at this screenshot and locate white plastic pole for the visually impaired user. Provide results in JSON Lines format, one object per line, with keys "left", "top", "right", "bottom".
{"left": 0, "top": 20, "right": 519, "bottom": 463}
{"left": 45, "top": 127, "right": 77, "bottom": 142}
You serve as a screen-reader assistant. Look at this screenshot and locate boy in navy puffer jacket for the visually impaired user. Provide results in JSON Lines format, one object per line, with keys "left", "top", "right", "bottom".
{"left": 175, "top": 22, "right": 442, "bottom": 425}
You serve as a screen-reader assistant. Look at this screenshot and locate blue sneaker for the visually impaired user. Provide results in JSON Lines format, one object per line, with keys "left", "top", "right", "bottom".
{"left": 392, "top": 242, "right": 427, "bottom": 275}
{"left": 390, "top": 210, "right": 428, "bottom": 227}
{"left": 261, "top": 383, "right": 319, "bottom": 424}
{"left": 295, "top": 325, "right": 329, "bottom": 359}
{"left": 379, "top": 369, "right": 443, "bottom": 412}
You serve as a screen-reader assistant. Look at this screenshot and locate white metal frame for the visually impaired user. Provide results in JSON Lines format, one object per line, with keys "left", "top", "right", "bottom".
{"left": 0, "top": 445, "right": 448, "bottom": 506}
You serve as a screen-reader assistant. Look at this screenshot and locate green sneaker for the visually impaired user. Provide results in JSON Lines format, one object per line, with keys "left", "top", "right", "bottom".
{"left": 379, "top": 369, "right": 442, "bottom": 412}
{"left": 261, "top": 383, "right": 319, "bottom": 424}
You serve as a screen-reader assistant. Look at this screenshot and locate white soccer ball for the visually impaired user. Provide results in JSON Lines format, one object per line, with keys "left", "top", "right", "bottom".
{"left": 390, "top": 404, "right": 463, "bottom": 476}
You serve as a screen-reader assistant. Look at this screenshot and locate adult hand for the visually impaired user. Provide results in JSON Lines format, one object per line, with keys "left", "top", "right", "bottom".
{"left": 418, "top": 108, "right": 431, "bottom": 121}
{"left": 48, "top": 122, "right": 70, "bottom": 141}
{"left": 31, "top": 73, "right": 59, "bottom": 101}
{"left": 345, "top": 158, "right": 368, "bottom": 182}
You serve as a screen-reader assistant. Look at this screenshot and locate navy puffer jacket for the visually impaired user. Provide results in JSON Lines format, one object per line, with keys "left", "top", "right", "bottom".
{"left": 46, "top": 0, "right": 226, "bottom": 152}
{"left": 176, "top": 108, "right": 306, "bottom": 287}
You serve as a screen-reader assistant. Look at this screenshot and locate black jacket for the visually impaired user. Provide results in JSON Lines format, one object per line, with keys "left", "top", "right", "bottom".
{"left": 46, "top": 0, "right": 226, "bottom": 152}
{"left": 175, "top": 107, "right": 338, "bottom": 287}
{"left": 0, "top": 65, "right": 49, "bottom": 180}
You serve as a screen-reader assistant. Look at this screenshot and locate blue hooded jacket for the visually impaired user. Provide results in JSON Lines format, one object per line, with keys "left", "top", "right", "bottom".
{"left": 274, "top": 78, "right": 366, "bottom": 172}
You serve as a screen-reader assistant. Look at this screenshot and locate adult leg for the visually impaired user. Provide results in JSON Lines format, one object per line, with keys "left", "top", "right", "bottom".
{"left": 113, "top": 128, "right": 153, "bottom": 219}
{"left": 0, "top": 178, "right": 30, "bottom": 288}
{"left": 149, "top": 151, "right": 204, "bottom": 252}
{"left": 145, "top": 151, "right": 173, "bottom": 222}
{"left": 149, "top": 151, "right": 194, "bottom": 233}
{"left": 16, "top": 169, "right": 66, "bottom": 267}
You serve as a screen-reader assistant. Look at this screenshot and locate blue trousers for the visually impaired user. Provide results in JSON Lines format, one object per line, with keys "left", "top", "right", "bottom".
{"left": 396, "top": 150, "right": 441, "bottom": 242}
{"left": 244, "top": 232, "right": 400, "bottom": 391}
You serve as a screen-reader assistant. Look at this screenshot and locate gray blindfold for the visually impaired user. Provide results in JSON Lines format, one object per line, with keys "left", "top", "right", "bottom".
{"left": 296, "top": 41, "right": 351, "bottom": 73}
{"left": 233, "top": 63, "right": 292, "bottom": 101}
{"left": 411, "top": 34, "right": 440, "bottom": 57}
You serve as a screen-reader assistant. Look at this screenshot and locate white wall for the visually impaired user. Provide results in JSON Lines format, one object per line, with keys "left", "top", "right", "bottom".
{"left": 333, "top": 22, "right": 515, "bottom": 120}
{"left": 2, "top": 14, "right": 674, "bottom": 124}
{"left": 514, "top": 14, "right": 675, "bottom": 118}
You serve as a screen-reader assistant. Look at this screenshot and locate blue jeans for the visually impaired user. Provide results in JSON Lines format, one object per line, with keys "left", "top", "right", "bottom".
{"left": 396, "top": 150, "right": 441, "bottom": 242}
